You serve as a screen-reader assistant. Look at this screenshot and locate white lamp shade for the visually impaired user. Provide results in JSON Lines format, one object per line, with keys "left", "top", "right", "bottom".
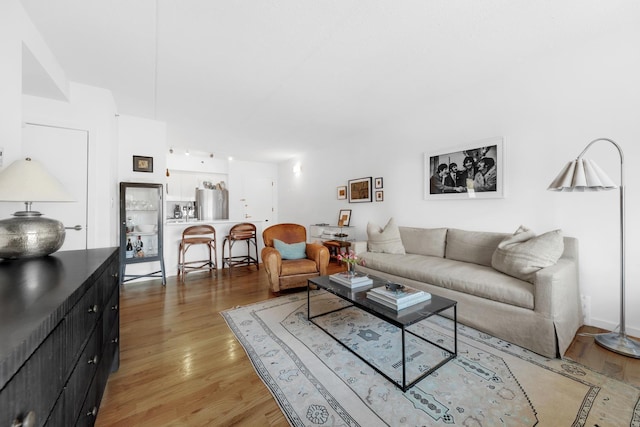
{"left": 547, "top": 158, "right": 618, "bottom": 192}
{"left": 0, "top": 158, "right": 74, "bottom": 202}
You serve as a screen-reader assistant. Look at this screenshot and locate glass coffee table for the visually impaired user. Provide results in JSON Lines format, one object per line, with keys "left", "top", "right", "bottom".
{"left": 308, "top": 274, "right": 457, "bottom": 392}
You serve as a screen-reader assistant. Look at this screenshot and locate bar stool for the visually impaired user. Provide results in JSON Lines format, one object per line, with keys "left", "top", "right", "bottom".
{"left": 177, "top": 225, "right": 217, "bottom": 281}
{"left": 222, "top": 223, "right": 259, "bottom": 273}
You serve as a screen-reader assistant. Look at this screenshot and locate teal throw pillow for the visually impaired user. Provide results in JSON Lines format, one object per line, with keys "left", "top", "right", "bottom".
{"left": 274, "top": 239, "right": 306, "bottom": 260}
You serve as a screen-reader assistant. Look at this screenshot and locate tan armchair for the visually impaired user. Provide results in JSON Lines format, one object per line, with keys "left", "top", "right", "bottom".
{"left": 262, "top": 223, "right": 329, "bottom": 293}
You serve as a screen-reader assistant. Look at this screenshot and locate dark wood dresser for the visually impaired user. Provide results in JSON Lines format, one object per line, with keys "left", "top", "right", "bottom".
{"left": 0, "top": 248, "right": 119, "bottom": 427}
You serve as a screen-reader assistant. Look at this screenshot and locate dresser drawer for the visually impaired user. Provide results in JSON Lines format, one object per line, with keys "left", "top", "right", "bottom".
{"left": 101, "top": 286, "right": 119, "bottom": 346}
{"left": 0, "top": 322, "right": 65, "bottom": 427}
{"left": 64, "top": 325, "right": 101, "bottom": 425}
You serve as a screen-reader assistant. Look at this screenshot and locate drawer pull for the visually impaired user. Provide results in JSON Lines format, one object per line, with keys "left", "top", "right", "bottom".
{"left": 88, "top": 355, "right": 99, "bottom": 365}
{"left": 112, "top": 337, "right": 119, "bottom": 343}
{"left": 88, "top": 304, "right": 98, "bottom": 313}
{"left": 111, "top": 304, "right": 119, "bottom": 311}
{"left": 87, "top": 407, "right": 98, "bottom": 417}
{"left": 11, "top": 411, "right": 36, "bottom": 427}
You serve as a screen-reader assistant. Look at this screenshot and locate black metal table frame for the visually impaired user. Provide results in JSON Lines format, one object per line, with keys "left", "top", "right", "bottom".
{"left": 307, "top": 277, "right": 457, "bottom": 392}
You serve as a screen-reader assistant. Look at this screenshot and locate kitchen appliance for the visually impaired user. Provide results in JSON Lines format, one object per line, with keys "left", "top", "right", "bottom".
{"left": 196, "top": 188, "right": 228, "bottom": 220}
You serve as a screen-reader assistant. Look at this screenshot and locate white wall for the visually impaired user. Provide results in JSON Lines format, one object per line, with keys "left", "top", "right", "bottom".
{"left": 22, "top": 84, "right": 119, "bottom": 249}
{"left": 277, "top": 24, "right": 640, "bottom": 336}
{"left": 1, "top": 1, "right": 120, "bottom": 250}
{"left": 117, "top": 114, "right": 167, "bottom": 185}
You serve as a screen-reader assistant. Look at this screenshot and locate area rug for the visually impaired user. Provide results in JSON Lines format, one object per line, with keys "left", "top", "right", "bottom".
{"left": 222, "top": 291, "right": 640, "bottom": 426}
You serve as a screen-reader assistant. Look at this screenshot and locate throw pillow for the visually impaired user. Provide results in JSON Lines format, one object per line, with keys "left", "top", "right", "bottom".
{"left": 367, "top": 218, "right": 406, "bottom": 254}
{"left": 491, "top": 225, "right": 564, "bottom": 283}
{"left": 273, "top": 239, "right": 307, "bottom": 260}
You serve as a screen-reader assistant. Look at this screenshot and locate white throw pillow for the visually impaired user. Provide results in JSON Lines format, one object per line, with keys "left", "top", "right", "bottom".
{"left": 491, "top": 225, "right": 564, "bottom": 283}
{"left": 367, "top": 218, "right": 406, "bottom": 254}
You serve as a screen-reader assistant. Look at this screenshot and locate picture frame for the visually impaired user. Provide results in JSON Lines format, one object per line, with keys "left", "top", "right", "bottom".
{"left": 133, "top": 155, "right": 154, "bottom": 173}
{"left": 374, "top": 177, "right": 383, "bottom": 189}
{"left": 348, "top": 177, "right": 372, "bottom": 203}
{"left": 375, "top": 190, "right": 384, "bottom": 202}
{"left": 424, "top": 137, "right": 504, "bottom": 200}
{"left": 337, "top": 186, "right": 347, "bottom": 200}
{"left": 338, "top": 209, "right": 352, "bottom": 227}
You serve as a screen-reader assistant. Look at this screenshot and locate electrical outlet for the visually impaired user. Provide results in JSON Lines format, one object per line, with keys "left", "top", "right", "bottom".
{"left": 581, "top": 295, "right": 591, "bottom": 324}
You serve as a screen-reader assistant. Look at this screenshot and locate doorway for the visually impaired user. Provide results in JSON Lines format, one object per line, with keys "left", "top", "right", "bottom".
{"left": 21, "top": 123, "right": 89, "bottom": 251}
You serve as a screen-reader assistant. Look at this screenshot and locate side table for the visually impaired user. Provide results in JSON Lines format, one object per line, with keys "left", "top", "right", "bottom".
{"left": 323, "top": 240, "right": 351, "bottom": 263}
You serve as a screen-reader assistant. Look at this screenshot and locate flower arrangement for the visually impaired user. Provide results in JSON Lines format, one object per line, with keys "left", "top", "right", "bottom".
{"left": 337, "top": 250, "right": 366, "bottom": 272}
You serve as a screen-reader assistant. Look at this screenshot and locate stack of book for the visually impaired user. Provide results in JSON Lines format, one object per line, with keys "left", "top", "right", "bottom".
{"left": 329, "top": 271, "right": 373, "bottom": 288}
{"left": 366, "top": 284, "right": 431, "bottom": 310}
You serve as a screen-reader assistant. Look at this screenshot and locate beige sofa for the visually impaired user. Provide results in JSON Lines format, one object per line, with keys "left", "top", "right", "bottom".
{"left": 355, "top": 226, "right": 582, "bottom": 358}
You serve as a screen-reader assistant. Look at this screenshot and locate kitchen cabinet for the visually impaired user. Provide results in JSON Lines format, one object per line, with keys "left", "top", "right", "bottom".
{"left": 119, "top": 182, "right": 166, "bottom": 285}
{"left": 0, "top": 248, "right": 119, "bottom": 426}
{"left": 166, "top": 171, "right": 227, "bottom": 202}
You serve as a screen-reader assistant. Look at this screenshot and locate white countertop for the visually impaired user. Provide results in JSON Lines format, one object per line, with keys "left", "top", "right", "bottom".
{"left": 165, "top": 219, "right": 264, "bottom": 226}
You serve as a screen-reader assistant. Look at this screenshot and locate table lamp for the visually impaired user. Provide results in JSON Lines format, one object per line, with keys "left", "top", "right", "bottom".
{"left": 0, "top": 157, "right": 74, "bottom": 259}
{"left": 547, "top": 137, "right": 639, "bottom": 358}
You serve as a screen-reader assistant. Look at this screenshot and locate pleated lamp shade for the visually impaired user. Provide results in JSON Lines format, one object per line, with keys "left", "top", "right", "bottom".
{"left": 547, "top": 158, "right": 618, "bottom": 192}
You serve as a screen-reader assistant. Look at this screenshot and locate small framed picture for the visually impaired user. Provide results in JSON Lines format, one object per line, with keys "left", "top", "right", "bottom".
{"left": 133, "top": 155, "right": 153, "bottom": 173}
{"left": 338, "top": 209, "right": 352, "bottom": 227}
{"left": 348, "top": 177, "right": 372, "bottom": 203}
{"left": 337, "top": 186, "right": 347, "bottom": 200}
{"left": 375, "top": 190, "right": 384, "bottom": 202}
{"left": 374, "top": 177, "right": 383, "bottom": 189}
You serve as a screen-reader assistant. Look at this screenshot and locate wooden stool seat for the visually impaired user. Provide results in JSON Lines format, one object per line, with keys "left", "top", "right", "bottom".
{"left": 178, "top": 225, "right": 217, "bottom": 281}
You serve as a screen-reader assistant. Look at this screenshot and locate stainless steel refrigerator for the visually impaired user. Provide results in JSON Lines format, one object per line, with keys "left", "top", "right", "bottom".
{"left": 196, "top": 188, "right": 229, "bottom": 220}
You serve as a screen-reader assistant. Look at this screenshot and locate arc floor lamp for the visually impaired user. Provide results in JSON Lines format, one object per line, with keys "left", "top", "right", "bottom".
{"left": 548, "top": 138, "right": 639, "bottom": 358}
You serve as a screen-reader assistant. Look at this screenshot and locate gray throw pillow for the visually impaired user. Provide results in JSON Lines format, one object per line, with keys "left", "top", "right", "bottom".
{"left": 491, "top": 225, "right": 564, "bottom": 283}
{"left": 367, "top": 218, "right": 406, "bottom": 254}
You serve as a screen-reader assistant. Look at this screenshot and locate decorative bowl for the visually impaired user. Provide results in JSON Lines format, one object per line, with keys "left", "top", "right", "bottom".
{"left": 136, "top": 224, "right": 156, "bottom": 233}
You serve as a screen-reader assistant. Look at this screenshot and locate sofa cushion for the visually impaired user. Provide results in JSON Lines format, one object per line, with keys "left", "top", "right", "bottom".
{"left": 359, "top": 252, "right": 534, "bottom": 309}
{"left": 445, "top": 228, "right": 507, "bottom": 267}
{"left": 399, "top": 227, "right": 447, "bottom": 258}
{"left": 491, "top": 226, "right": 564, "bottom": 283}
{"left": 367, "top": 218, "right": 406, "bottom": 254}
{"left": 273, "top": 239, "right": 306, "bottom": 260}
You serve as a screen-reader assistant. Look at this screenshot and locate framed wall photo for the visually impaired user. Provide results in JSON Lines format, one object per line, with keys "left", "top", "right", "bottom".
{"left": 337, "top": 186, "right": 347, "bottom": 200}
{"left": 338, "top": 209, "right": 352, "bottom": 226}
{"left": 348, "top": 177, "right": 372, "bottom": 203}
{"left": 375, "top": 190, "right": 384, "bottom": 202}
{"left": 424, "top": 137, "right": 504, "bottom": 200}
{"left": 374, "top": 177, "right": 383, "bottom": 189}
{"left": 133, "top": 155, "right": 154, "bottom": 173}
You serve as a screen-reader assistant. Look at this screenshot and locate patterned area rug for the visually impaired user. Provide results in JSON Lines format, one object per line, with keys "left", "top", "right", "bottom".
{"left": 222, "top": 291, "right": 640, "bottom": 426}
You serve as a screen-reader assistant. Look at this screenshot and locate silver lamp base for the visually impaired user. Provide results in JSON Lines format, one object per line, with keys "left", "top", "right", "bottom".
{"left": 0, "top": 215, "right": 66, "bottom": 259}
{"left": 595, "top": 332, "right": 640, "bottom": 359}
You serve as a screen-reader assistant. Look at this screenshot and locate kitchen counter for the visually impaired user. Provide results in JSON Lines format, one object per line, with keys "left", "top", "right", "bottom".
{"left": 165, "top": 218, "right": 244, "bottom": 225}
{"left": 124, "top": 219, "right": 266, "bottom": 281}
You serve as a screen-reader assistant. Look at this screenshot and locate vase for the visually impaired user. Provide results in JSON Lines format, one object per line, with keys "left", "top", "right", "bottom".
{"left": 347, "top": 262, "right": 356, "bottom": 276}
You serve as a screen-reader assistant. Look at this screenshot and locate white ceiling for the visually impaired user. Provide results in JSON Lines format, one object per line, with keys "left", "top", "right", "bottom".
{"left": 19, "top": 0, "right": 637, "bottom": 162}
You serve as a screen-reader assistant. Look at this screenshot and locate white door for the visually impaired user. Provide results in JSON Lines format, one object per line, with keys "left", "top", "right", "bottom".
{"left": 243, "top": 177, "right": 274, "bottom": 225}
{"left": 22, "top": 123, "right": 89, "bottom": 251}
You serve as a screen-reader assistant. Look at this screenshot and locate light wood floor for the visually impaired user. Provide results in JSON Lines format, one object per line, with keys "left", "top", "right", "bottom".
{"left": 96, "top": 264, "right": 640, "bottom": 426}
